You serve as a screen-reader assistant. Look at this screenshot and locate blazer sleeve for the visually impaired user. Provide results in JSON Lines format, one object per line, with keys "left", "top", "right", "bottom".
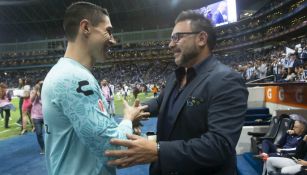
{"left": 158, "top": 71, "right": 248, "bottom": 173}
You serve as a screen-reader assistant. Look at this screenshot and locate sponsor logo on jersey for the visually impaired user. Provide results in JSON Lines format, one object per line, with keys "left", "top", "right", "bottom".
{"left": 98, "top": 99, "right": 104, "bottom": 112}
{"left": 76, "top": 80, "right": 94, "bottom": 96}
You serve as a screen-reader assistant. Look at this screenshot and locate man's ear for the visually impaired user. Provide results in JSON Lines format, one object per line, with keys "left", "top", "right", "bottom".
{"left": 198, "top": 31, "right": 208, "bottom": 47}
{"left": 80, "top": 19, "right": 91, "bottom": 36}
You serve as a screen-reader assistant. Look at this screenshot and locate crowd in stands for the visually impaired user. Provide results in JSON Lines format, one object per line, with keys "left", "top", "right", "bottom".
{"left": 253, "top": 0, "right": 288, "bottom": 16}
{"left": 217, "top": 0, "right": 306, "bottom": 38}
{"left": 1, "top": 35, "right": 307, "bottom": 90}
{"left": 219, "top": 37, "right": 307, "bottom": 82}
{"left": 0, "top": 50, "right": 62, "bottom": 68}
{"left": 93, "top": 61, "right": 175, "bottom": 87}
{"left": 0, "top": 0, "right": 306, "bottom": 91}
{"left": 111, "top": 40, "right": 170, "bottom": 50}
{"left": 0, "top": 60, "right": 175, "bottom": 92}
{"left": 216, "top": 14, "right": 307, "bottom": 49}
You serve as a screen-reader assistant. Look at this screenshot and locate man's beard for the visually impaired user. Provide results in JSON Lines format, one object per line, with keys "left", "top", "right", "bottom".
{"left": 177, "top": 45, "right": 199, "bottom": 67}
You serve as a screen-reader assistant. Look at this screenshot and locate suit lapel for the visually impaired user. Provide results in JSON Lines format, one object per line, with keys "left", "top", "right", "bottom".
{"left": 165, "top": 57, "right": 218, "bottom": 139}
{"left": 157, "top": 73, "right": 177, "bottom": 138}
{"left": 160, "top": 73, "right": 177, "bottom": 112}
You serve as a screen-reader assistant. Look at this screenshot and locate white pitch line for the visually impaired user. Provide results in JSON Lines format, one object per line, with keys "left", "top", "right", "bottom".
{"left": 14, "top": 123, "right": 22, "bottom": 126}
{"left": 0, "top": 129, "right": 10, "bottom": 134}
{"left": 0, "top": 124, "right": 20, "bottom": 134}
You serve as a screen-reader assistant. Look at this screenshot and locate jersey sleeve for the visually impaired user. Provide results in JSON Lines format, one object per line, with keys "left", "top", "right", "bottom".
{"left": 52, "top": 78, "right": 132, "bottom": 159}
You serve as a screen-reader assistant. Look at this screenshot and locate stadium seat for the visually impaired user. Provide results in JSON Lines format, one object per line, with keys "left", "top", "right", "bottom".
{"left": 249, "top": 116, "right": 281, "bottom": 153}
{"left": 249, "top": 116, "right": 293, "bottom": 154}
{"left": 246, "top": 108, "right": 270, "bottom": 116}
{"left": 244, "top": 108, "right": 272, "bottom": 126}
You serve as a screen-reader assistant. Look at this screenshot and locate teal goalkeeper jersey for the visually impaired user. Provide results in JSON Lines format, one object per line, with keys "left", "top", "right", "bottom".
{"left": 42, "top": 57, "right": 132, "bottom": 175}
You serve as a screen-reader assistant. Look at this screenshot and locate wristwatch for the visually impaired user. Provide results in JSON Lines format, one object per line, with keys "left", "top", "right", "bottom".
{"left": 157, "top": 142, "right": 160, "bottom": 154}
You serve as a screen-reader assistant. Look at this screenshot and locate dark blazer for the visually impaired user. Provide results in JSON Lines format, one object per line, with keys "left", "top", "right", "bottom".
{"left": 144, "top": 56, "right": 248, "bottom": 175}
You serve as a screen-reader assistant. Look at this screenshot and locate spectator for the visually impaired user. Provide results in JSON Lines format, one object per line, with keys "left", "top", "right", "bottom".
{"left": 30, "top": 81, "right": 45, "bottom": 154}
{"left": 20, "top": 79, "right": 33, "bottom": 135}
{"left": 151, "top": 84, "right": 158, "bottom": 97}
{"left": 108, "top": 81, "right": 115, "bottom": 116}
{"left": 265, "top": 135, "right": 307, "bottom": 175}
{"left": 0, "top": 83, "right": 15, "bottom": 128}
{"left": 16, "top": 78, "right": 25, "bottom": 126}
{"left": 255, "top": 117, "right": 306, "bottom": 160}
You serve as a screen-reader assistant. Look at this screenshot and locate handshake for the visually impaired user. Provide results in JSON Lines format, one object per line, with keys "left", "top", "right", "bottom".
{"left": 122, "top": 99, "right": 150, "bottom": 135}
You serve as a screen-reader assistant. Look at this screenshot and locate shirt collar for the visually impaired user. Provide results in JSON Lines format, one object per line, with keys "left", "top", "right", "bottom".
{"left": 175, "top": 54, "right": 212, "bottom": 84}
{"left": 175, "top": 67, "right": 195, "bottom": 84}
{"left": 193, "top": 54, "right": 213, "bottom": 74}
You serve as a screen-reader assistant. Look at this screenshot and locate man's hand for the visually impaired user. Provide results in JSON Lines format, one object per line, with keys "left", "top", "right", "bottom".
{"left": 123, "top": 100, "right": 149, "bottom": 121}
{"left": 132, "top": 99, "right": 145, "bottom": 135}
{"left": 105, "top": 134, "right": 158, "bottom": 168}
{"left": 133, "top": 125, "right": 142, "bottom": 135}
{"left": 287, "top": 130, "right": 295, "bottom": 135}
{"left": 297, "top": 159, "right": 307, "bottom": 166}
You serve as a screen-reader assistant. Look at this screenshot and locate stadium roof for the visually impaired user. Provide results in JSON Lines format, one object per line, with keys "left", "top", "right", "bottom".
{"left": 0, "top": 0, "right": 262, "bottom": 43}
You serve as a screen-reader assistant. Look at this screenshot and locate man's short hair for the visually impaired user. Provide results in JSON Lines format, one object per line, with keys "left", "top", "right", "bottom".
{"left": 63, "top": 1, "right": 109, "bottom": 41}
{"left": 175, "top": 10, "right": 216, "bottom": 51}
